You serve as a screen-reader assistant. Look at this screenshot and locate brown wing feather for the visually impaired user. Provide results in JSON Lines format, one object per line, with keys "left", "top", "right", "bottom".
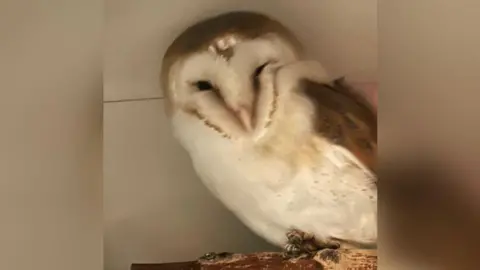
{"left": 301, "top": 78, "right": 377, "bottom": 174}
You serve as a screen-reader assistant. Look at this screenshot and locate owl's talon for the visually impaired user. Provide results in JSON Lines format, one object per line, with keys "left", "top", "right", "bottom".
{"left": 285, "top": 243, "right": 300, "bottom": 253}
{"left": 286, "top": 229, "right": 304, "bottom": 245}
{"left": 283, "top": 229, "right": 342, "bottom": 259}
{"left": 283, "top": 244, "right": 302, "bottom": 259}
{"left": 283, "top": 229, "right": 319, "bottom": 259}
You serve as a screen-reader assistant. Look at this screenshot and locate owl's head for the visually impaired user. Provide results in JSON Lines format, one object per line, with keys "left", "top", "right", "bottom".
{"left": 161, "top": 11, "right": 304, "bottom": 141}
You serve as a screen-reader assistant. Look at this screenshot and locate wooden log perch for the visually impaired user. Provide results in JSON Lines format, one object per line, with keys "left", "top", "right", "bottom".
{"left": 131, "top": 249, "right": 377, "bottom": 270}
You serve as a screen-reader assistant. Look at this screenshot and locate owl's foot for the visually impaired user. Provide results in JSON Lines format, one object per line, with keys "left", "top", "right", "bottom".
{"left": 282, "top": 229, "right": 340, "bottom": 259}
{"left": 198, "top": 251, "right": 233, "bottom": 261}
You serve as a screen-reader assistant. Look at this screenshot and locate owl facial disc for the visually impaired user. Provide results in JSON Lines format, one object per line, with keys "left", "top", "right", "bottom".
{"left": 161, "top": 11, "right": 303, "bottom": 139}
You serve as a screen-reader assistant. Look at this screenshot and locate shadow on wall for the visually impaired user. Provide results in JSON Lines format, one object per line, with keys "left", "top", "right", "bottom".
{"left": 381, "top": 153, "right": 480, "bottom": 269}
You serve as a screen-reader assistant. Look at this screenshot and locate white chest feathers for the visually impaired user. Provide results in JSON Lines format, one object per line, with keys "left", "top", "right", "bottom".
{"left": 172, "top": 112, "right": 377, "bottom": 248}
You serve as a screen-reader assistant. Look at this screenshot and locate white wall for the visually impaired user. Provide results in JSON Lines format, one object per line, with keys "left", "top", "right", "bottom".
{"left": 0, "top": 1, "right": 102, "bottom": 270}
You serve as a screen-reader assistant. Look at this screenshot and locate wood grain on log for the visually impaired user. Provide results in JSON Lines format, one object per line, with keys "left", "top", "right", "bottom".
{"left": 131, "top": 249, "right": 377, "bottom": 270}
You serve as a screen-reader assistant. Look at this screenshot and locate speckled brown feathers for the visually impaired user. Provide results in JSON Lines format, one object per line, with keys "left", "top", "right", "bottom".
{"left": 301, "top": 78, "right": 377, "bottom": 173}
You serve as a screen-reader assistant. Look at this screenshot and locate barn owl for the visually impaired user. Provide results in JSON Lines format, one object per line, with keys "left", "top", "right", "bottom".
{"left": 161, "top": 11, "right": 377, "bottom": 257}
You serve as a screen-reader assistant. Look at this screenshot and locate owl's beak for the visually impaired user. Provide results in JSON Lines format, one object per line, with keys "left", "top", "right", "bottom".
{"left": 235, "top": 106, "right": 253, "bottom": 132}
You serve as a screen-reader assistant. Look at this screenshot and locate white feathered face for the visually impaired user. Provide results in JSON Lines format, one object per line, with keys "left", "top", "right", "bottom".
{"left": 162, "top": 12, "right": 302, "bottom": 140}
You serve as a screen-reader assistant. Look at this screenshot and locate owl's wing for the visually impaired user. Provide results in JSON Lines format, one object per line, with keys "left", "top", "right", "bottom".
{"left": 301, "top": 78, "right": 377, "bottom": 174}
